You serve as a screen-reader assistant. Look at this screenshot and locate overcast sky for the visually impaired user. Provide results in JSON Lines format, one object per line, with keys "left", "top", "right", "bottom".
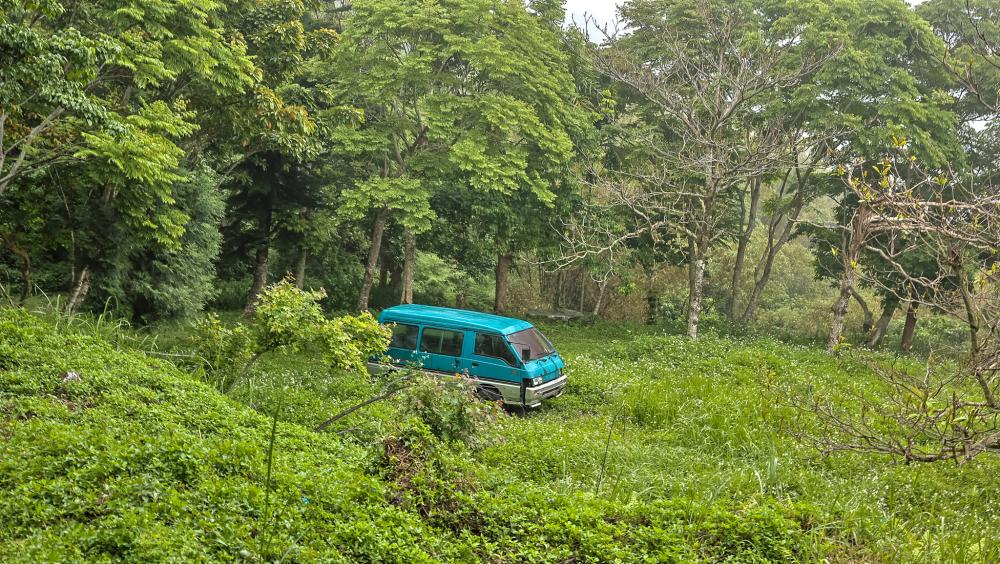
{"left": 563, "top": 0, "right": 620, "bottom": 33}
{"left": 563, "top": 0, "right": 925, "bottom": 31}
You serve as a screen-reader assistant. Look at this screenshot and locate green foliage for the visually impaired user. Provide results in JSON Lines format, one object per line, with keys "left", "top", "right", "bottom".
{"left": 0, "top": 308, "right": 457, "bottom": 562}
{"left": 94, "top": 163, "right": 225, "bottom": 321}
{"left": 2, "top": 0, "right": 997, "bottom": 557}
{"left": 338, "top": 176, "right": 435, "bottom": 232}
{"left": 399, "top": 373, "right": 503, "bottom": 447}
{"left": 0, "top": 0, "right": 257, "bottom": 192}
{"left": 410, "top": 252, "right": 493, "bottom": 311}
{"left": 188, "top": 280, "right": 390, "bottom": 391}
{"left": 252, "top": 280, "right": 330, "bottom": 353}
{"left": 6, "top": 308, "right": 1000, "bottom": 560}
{"left": 188, "top": 313, "right": 256, "bottom": 389}
{"left": 327, "top": 0, "right": 593, "bottom": 294}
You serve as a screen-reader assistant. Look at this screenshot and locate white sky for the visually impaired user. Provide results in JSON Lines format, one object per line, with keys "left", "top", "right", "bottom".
{"left": 563, "top": 0, "right": 620, "bottom": 33}
{"left": 564, "top": 0, "right": 925, "bottom": 31}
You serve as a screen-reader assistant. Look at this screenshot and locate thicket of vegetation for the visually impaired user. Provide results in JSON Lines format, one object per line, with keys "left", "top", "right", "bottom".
{"left": 0, "top": 309, "right": 830, "bottom": 561}
{"left": 3, "top": 304, "right": 999, "bottom": 561}
{"left": 2, "top": 0, "right": 995, "bottom": 338}
{"left": 2, "top": 0, "right": 999, "bottom": 560}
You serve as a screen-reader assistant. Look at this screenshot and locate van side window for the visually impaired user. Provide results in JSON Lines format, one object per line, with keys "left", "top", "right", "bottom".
{"left": 420, "top": 327, "right": 464, "bottom": 356}
{"left": 389, "top": 323, "right": 419, "bottom": 350}
{"left": 474, "top": 333, "right": 518, "bottom": 365}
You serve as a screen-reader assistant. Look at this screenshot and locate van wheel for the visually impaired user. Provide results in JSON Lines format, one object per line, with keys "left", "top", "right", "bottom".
{"left": 502, "top": 403, "right": 529, "bottom": 417}
{"left": 476, "top": 385, "right": 503, "bottom": 402}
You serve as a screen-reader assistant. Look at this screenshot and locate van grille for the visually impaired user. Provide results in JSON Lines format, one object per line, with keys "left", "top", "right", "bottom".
{"left": 540, "top": 381, "right": 565, "bottom": 399}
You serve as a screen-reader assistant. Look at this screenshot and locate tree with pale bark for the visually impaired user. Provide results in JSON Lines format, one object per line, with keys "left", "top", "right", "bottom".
{"left": 803, "top": 148, "right": 1000, "bottom": 462}
{"left": 567, "top": 0, "right": 844, "bottom": 337}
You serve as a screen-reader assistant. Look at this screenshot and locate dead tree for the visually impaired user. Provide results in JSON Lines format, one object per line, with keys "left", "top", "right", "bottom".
{"left": 569, "top": 3, "right": 837, "bottom": 338}
{"left": 802, "top": 150, "right": 1000, "bottom": 462}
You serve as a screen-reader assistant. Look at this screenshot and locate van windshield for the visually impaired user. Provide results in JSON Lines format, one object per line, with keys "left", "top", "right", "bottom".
{"left": 507, "top": 328, "right": 555, "bottom": 362}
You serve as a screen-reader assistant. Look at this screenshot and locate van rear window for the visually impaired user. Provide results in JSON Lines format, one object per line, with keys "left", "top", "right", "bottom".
{"left": 420, "top": 327, "right": 464, "bottom": 356}
{"left": 389, "top": 323, "right": 419, "bottom": 350}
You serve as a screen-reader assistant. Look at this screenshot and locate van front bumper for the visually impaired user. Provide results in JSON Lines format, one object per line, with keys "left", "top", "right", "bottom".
{"left": 521, "top": 374, "right": 567, "bottom": 407}
{"left": 366, "top": 362, "right": 567, "bottom": 408}
{"left": 484, "top": 374, "right": 567, "bottom": 408}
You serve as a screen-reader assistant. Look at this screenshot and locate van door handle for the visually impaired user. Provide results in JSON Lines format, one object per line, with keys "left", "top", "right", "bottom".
{"left": 471, "top": 361, "right": 479, "bottom": 367}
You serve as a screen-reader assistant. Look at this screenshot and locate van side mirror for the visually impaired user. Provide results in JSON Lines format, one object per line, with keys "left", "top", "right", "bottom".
{"left": 521, "top": 348, "right": 531, "bottom": 362}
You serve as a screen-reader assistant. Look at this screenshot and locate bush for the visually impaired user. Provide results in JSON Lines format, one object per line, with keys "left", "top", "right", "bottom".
{"left": 15, "top": 307, "right": 990, "bottom": 561}
{"left": 0, "top": 308, "right": 462, "bottom": 562}
{"left": 186, "top": 279, "right": 390, "bottom": 392}
{"left": 399, "top": 373, "right": 504, "bottom": 447}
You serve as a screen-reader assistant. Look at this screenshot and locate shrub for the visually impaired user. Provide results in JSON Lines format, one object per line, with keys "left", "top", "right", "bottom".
{"left": 0, "top": 308, "right": 462, "bottom": 562}
{"left": 186, "top": 279, "right": 390, "bottom": 392}
{"left": 398, "top": 373, "right": 504, "bottom": 447}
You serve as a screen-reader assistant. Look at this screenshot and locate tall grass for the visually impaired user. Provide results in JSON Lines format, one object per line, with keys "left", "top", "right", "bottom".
{"left": 477, "top": 325, "right": 1000, "bottom": 561}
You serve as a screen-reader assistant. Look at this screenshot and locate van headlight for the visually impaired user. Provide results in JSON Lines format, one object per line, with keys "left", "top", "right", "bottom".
{"left": 530, "top": 376, "right": 543, "bottom": 387}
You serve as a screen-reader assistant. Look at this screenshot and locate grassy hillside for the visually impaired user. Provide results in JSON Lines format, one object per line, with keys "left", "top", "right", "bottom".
{"left": 1, "top": 308, "right": 997, "bottom": 561}
{"left": 509, "top": 324, "right": 1000, "bottom": 562}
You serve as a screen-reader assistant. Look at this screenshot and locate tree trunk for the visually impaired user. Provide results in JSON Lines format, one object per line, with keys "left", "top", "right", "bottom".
{"left": 730, "top": 177, "right": 761, "bottom": 321}
{"left": 687, "top": 255, "right": 706, "bottom": 339}
{"left": 742, "top": 219, "right": 799, "bottom": 322}
{"left": 378, "top": 255, "right": 390, "bottom": 288}
{"left": 867, "top": 298, "right": 897, "bottom": 349}
{"left": 554, "top": 270, "right": 563, "bottom": 309}
{"left": 293, "top": 247, "right": 307, "bottom": 289}
{"left": 686, "top": 234, "right": 697, "bottom": 316}
{"left": 244, "top": 206, "right": 273, "bottom": 315}
{"left": 953, "top": 264, "right": 996, "bottom": 409}
{"left": 357, "top": 207, "right": 389, "bottom": 311}
{"left": 388, "top": 260, "right": 403, "bottom": 298}
{"left": 741, "top": 178, "right": 809, "bottom": 323}
{"left": 900, "top": 301, "right": 919, "bottom": 352}
{"left": 593, "top": 278, "right": 610, "bottom": 316}
{"left": 65, "top": 266, "right": 91, "bottom": 314}
{"left": 850, "top": 288, "right": 874, "bottom": 336}
{"left": 494, "top": 251, "right": 512, "bottom": 313}
{"left": 1, "top": 235, "right": 32, "bottom": 302}
{"left": 828, "top": 204, "right": 872, "bottom": 353}
{"left": 827, "top": 267, "right": 858, "bottom": 353}
{"left": 399, "top": 228, "right": 416, "bottom": 304}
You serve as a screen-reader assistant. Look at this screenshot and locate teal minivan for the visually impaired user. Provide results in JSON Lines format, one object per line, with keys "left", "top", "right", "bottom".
{"left": 369, "top": 304, "right": 566, "bottom": 407}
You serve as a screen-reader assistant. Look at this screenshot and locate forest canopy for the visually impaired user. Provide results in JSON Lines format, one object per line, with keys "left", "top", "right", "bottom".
{"left": 1, "top": 0, "right": 993, "bottom": 337}
{"left": 2, "top": 0, "right": 998, "bottom": 436}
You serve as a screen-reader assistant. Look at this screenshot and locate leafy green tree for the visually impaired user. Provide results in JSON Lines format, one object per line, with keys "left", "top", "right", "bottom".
{"left": 918, "top": 0, "right": 999, "bottom": 118}
{"left": 98, "top": 164, "right": 225, "bottom": 321}
{"left": 211, "top": 0, "right": 340, "bottom": 313}
{"left": 0, "top": 0, "right": 256, "bottom": 196}
{"left": 1, "top": 0, "right": 261, "bottom": 314}
{"left": 799, "top": 0, "right": 967, "bottom": 350}
{"left": 331, "top": 0, "right": 583, "bottom": 311}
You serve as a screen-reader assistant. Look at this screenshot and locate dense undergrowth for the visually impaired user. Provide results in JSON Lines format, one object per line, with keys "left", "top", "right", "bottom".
{"left": 1, "top": 308, "right": 997, "bottom": 562}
